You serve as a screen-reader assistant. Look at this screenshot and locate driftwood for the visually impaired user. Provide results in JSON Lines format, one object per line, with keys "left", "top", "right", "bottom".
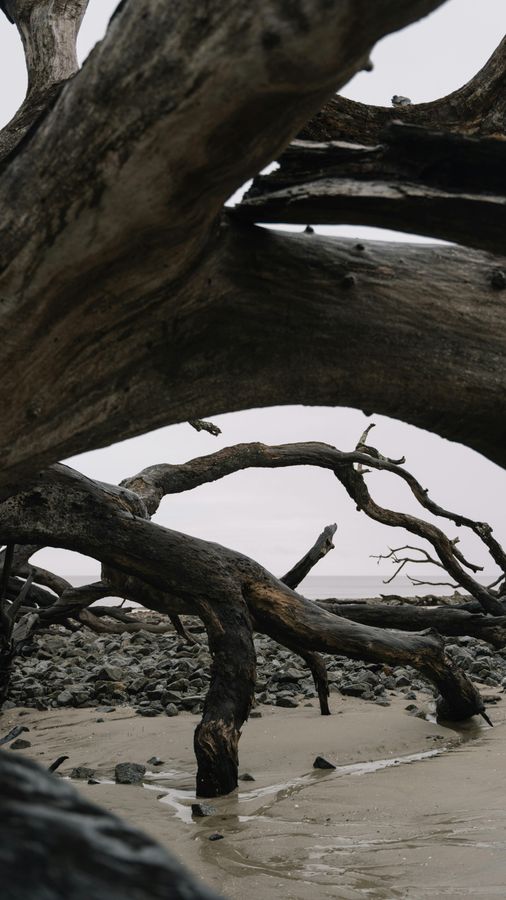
{"left": 0, "top": 438, "right": 495, "bottom": 796}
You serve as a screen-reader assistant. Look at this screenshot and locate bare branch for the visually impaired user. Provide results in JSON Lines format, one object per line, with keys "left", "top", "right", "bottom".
{"left": 189, "top": 419, "right": 222, "bottom": 437}
{"left": 281, "top": 523, "right": 337, "bottom": 589}
{"left": 0, "top": 0, "right": 89, "bottom": 160}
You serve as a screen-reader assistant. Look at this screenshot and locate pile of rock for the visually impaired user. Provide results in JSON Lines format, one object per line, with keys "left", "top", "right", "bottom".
{"left": 4, "top": 618, "right": 506, "bottom": 716}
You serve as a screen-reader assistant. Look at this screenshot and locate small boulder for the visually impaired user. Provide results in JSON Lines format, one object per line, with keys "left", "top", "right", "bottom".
{"left": 71, "top": 766, "right": 96, "bottom": 780}
{"left": 115, "top": 762, "right": 146, "bottom": 785}
{"left": 10, "top": 738, "right": 31, "bottom": 750}
{"left": 313, "top": 755, "right": 336, "bottom": 770}
{"left": 191, "top": 803, "right": 216, "bottom": 817}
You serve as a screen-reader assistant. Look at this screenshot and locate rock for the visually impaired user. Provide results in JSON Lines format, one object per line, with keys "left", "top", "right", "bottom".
{"left": 87, "top": 778, "right": 100, "bottom": 785}
{"left": 147, "top": 756, "right": 164, "bottom": 766}
{"left": 208, "top": 833, "right": 224, "bottom": 841}
{"left": 115, "top": 762, "right": 146, "bottom": 785}
{"left": 191, "top": 803, "right": 216, "bottom": 817}
{"left": 71, "top": 766, "right": 96, "bottom": 780}
{"left": 340, "top": 682, "right": 370, "bottom": 697}
{"left": 97, "top": 665, "right": 124, "bottom": 681}
{"left": 56, "top": 690, "right": 73, "bottom": 706}
{"left": 135, "top": 706, "right": 161, "bottom": 717}
{"left": 249, "top": 711, "right": 262, "bottom": 718}
{"left": 165, "top": 703, "right": 179, "bottom": 717}
{"left": 10, "top": 738, "right": 31, "bottom": 750}
{"left": 313, "top": 755, "right": 336, "bottom": 770}
{"left": 275, "top": 696, "right": 298, "bottom": 708}
{"left": 238, "top": 772, "right": 255, "bottom": 782}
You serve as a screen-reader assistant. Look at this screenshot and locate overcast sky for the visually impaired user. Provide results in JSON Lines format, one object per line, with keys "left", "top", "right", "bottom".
{"left": 1, "top": 1, "right": 505, "bottom": 582}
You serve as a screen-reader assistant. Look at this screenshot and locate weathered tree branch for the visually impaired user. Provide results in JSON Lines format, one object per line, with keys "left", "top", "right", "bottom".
{"left": 1, "top": 225, "right": 505, "bottom": 498}
{"left": 0, "top": 0, "right": 89, "bottom": 160}
{"left": 300, "top": 36, "right": 506, "bottom": 143}
{"left": 316, "top": 600, "right": 506, "bottom": 650}
{"left": 282, "top": 523, "right": 337, "bottom": 589}
{"left": 236, "top": 128, "right": 506, "bottom": 254}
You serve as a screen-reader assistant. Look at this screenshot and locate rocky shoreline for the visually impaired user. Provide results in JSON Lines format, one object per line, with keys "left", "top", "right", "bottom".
{"left": 4, "top": 609, "right": 506, "bottom": 719}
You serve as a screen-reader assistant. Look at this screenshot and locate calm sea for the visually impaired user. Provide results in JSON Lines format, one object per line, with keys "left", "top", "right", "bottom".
{"left": 68, "top": 574, "right": 490, "bottom": 603}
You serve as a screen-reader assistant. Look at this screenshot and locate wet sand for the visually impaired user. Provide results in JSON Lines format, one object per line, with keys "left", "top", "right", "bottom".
{"left": 3, "top": 694, "right": 506, "bottom": 899}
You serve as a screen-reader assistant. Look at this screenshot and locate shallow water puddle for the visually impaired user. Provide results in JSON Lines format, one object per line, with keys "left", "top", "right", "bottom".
{"left": 141, "top": 747, "right": 443, "bottom": 826}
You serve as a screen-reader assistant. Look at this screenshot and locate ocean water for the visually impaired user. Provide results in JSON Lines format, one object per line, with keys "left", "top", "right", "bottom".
{"left": 68, "top": 574, "right": 486, "bottom": 603}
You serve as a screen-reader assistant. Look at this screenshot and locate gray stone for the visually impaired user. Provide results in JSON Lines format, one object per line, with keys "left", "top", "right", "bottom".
{"left": 165, "top": 703, "right": 179, "bottom": 717}
{"left": 115, "top": 762, "right": 146, "bottom": 784}
{"left": 340, "top": 682, "right": 370, "bottom": 697}
{"left": 275, "top": 696, "right": 298, "bottom": 708}
{"left": 71, "top": 766, "right": 96, "bottom": 780}
{"left": 10, "top": 739, "right": 31, "bottom": 750}
{"left": 313, "top": 755, "right": 336, "bottom": 770}
{"left": 191, "top": 803, "right": 216, "bottom": 817}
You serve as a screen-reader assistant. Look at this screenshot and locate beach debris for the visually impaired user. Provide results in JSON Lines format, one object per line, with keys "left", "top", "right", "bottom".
{"left": 191, "top": 803, "right": 216, "bottom": 817}
{"left": 71, "top": 766, "right": 96, "bottom": 780}
{"left": 10, "top": 738, "right": 31, "bottom": 749}
{"left": 0, "top": 724, "right": 29, "bottom": 746}
{"left": 313, "top": 756, "right": 336, "bottom": 770}
{"left": 391, "top": 94, "right": 411, "bottom": 106}
{"left": 147, "top": 756, "right": 165, "bottom": 766}
{"left": 208, "top": 833, "right": 224, "bottom": 841}
{"left": 115, "top": 762, "right": 146, "bottom": 784}
{"left": 48, "top": 755, "right": 69, "bottom": 773}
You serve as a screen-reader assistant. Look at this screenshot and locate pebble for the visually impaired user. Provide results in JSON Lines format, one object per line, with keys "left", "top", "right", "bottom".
{"left": 5, "top": 612, "right": 505, "bottom": 719}
{"left": 191, "top": 803, "right": 216, "bottom": 817}
{"left": 10, "top": 738, "right": 31, "bottom": 750}
{"left": 313, "top": 755, "right": 336, "bottom": 770}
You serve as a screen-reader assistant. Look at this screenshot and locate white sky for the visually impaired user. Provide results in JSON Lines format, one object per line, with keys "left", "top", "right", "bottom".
{"left": 1, "top": 1, "right": 505, "bottom": 581}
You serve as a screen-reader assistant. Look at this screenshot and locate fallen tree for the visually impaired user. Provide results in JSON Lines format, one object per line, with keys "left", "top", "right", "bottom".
{"left": 4, "top": 430, "right": 505, "bottom": 795}
{"left": 1, "top": 0, "right": 505, "bottom": 892}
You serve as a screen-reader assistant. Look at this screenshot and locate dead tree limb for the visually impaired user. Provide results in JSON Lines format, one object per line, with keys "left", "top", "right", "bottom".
{"left": 0, "top": 462, "right": 486, "bottom": 793}
{"left": 282, "top": 523, "right": 337, "bottom": 589}
{"left": 280, "top": 523, "right": 337, "bottom": 716}
{"left": 316, "top": 601, "right": 506, "bottom": 650}
{"left": 237, "top": 129, "right": 506, "bottom": 254}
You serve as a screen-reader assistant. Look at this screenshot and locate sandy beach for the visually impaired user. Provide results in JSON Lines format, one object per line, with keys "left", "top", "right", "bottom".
{"left": 4, "top": 693, "right": 506, "bottom": 900}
